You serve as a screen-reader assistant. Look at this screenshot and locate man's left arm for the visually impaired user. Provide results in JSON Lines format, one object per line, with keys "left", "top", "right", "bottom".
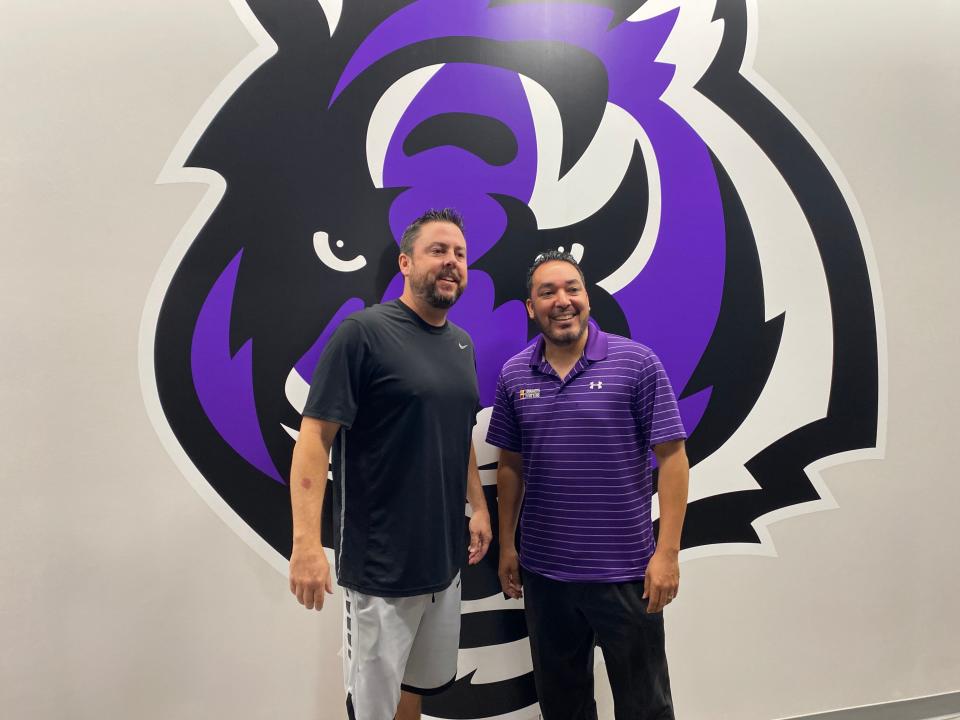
{"left": 466, "top": 442, "right": 493, "bottom": 565}
{"left": 644, "top": 439, "right": 689, "bottom": 613}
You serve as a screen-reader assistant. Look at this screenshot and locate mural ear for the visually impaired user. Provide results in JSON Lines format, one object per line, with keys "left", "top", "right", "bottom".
{"left": 627, "top": 0, "right": 725, "bottom": 89}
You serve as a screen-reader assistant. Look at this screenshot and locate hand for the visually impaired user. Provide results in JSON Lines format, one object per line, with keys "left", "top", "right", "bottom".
{"left": 289, "top": 543, "right": 334, "bottom": 611}
{"left": 643, "top": 548, "right": 679, "bottom": 613}
{"left": 498, "top": 545, "right": 523, "bottom": 599}
{"left": 468, "top": 508, "right": 493, "bottom": 565}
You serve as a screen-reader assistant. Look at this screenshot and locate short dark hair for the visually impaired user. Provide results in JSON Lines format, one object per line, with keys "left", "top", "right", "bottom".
{"left": 399, "top": 208, "right": 465, "bottom": 256}
{"left": 525, "top": 249, "right": 586, "bottom": 295}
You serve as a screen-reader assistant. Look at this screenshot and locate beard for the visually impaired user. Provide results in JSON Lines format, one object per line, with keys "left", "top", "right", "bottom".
{"left": 534, "top": 310, "right": 589, "bottom": 346}
{"left": 412, "top": 270, "right": 465, "bottom": 309}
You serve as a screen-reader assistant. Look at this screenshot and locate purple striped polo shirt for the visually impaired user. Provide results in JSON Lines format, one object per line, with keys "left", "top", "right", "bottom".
{"left": 486, "top": 319, "right": 686, "bottom": 583}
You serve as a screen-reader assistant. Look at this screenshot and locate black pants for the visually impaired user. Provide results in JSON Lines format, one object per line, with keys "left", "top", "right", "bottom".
{"left": 523, "top": 570, "right": 675, "bottom": 720}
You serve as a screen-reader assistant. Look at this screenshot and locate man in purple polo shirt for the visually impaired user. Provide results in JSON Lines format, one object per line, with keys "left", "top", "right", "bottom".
{"left": 486, "top": 250, "right": 689, "bottom": 720}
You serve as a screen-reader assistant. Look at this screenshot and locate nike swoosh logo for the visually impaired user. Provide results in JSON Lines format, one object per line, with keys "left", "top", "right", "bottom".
{"left": 459, "top": 342, "right": 468, "bottom": 350}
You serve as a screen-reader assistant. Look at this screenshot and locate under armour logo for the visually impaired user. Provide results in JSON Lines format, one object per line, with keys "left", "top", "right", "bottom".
{"left": 589, "top": 381, "right": 603, "bottom": 390}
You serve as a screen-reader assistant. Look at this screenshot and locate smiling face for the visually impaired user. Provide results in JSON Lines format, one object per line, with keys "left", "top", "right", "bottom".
{"left": 400, "top": 220, "right": 468, "bottom": 309}
{"left": 527, "top": 259, "right": 591, "bottom": 346}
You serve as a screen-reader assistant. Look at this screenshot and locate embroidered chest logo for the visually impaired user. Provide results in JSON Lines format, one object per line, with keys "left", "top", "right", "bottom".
{"left": 518, "top": 388, "right": 541, "bottom": 400}
{"left": 589, "top": 381, "right": 604, "bottom": 390}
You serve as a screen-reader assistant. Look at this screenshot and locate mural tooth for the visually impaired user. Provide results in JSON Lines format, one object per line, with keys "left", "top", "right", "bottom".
{"left": 285, "top": 367, "right": 309, "bottom": 415}
{"left": 456, "top": 640, "right": 533, "bottom": 685}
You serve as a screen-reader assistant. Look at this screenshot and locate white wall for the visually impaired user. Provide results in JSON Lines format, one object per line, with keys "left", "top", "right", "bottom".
{"left": 2, "top": 2, "right": 958, "bottom": 719}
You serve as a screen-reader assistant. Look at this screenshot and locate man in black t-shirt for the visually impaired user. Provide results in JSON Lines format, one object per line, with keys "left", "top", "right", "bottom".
{"left": 289, "top": 209, "right": 492, "bottom": 720}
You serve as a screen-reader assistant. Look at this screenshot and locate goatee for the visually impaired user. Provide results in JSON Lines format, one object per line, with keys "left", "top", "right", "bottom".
{"left": 536, "top": 314, "right": 589, "bottom": 346}
{"left": 426, "top": 286, "right": 460, "bottom": 308}
{"left": 412, "top": 273, "right": 464, "bottom": 309}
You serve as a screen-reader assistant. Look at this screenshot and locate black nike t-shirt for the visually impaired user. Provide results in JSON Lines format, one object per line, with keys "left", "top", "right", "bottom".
{"left": 303, "top": 299, "right": 480, "bottom": 597}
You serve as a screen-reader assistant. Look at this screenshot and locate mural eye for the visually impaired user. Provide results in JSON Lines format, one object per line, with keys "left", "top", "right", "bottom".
{"left": 313, "top": 230, "right": 367, "bottom": 272}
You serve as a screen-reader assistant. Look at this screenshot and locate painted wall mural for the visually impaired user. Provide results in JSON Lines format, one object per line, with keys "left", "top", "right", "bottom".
{"left": 142, "top": 1, "right": 884, "bottom": 717}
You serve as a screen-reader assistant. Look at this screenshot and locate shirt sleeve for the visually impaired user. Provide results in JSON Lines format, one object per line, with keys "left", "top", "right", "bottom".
{"left": 302, "top": 317, "right": 368, "bottom": 428}
{"left": 485, "top": 371, "right": 521, "bottom": 452}
{"left": 634, "top": 352, "right": 687, "bottom": 448}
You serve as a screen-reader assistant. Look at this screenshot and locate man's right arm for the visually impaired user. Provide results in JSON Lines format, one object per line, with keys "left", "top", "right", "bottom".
{"left": 289, "top": 416, "right": 340, "bottom": 611}
{"left": 496, "top": 449, "right": 525, "bottom": 599}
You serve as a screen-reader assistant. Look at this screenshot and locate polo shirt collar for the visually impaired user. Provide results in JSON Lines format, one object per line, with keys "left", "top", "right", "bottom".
{"left": 528, "top": 318, "right": 608, "bottom": 367}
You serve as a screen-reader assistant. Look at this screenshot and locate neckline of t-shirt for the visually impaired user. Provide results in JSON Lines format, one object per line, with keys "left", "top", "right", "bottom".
{"left": 392, "top": 299, "right": 450, "bottom": 335}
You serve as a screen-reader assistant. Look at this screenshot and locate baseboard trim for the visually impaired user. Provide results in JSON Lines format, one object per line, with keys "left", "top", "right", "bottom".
{"left": 775, "top": 691, "right": 960, "bottom": 720}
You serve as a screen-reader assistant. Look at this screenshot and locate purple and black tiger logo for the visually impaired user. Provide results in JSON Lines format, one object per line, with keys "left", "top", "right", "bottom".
{"left": 143, "top": 1, "right": 882, "bottom": 717}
